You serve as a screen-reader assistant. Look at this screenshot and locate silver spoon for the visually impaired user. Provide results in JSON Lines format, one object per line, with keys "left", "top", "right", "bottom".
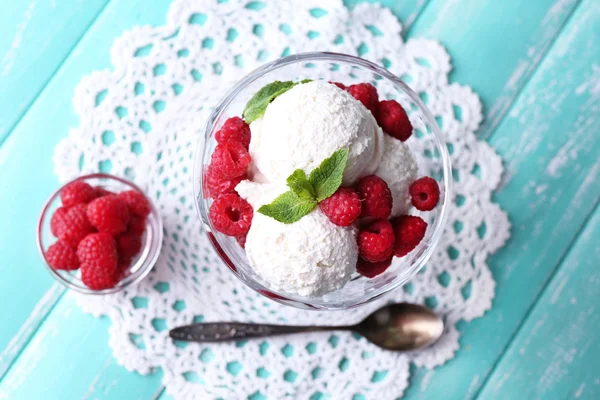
{"left": 169, "top": 303, "right": 444, "bottom": 351}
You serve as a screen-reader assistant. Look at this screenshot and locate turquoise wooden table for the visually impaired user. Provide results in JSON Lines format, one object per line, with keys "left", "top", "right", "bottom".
{"left": 0, "top": 0, "right": 598, "bottom": 399}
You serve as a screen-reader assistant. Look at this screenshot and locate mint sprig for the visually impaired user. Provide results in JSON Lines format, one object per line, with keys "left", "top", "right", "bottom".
{"left": 257, "top": 149, "right": 349, "bottom": 224}
{"left": 243, "top": 80, "right": 312, "bottom": 123}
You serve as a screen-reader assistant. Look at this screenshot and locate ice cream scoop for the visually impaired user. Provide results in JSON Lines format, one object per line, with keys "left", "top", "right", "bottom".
{"left": 236, "top": 180, "right": 358, "bottom": 296}
{"left": 248, "top": 81, "right": 384, "bottom": 186}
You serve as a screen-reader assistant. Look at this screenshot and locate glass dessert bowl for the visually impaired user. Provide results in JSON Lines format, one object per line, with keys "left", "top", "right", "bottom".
{"left": 194, "top": 52, "right": 451, "bottom": 310}
{"left": 37, "top": 173, "right": 163, "bottom": 294}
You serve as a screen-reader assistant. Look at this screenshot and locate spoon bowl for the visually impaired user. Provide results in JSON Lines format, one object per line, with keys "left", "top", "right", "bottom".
{"left": 170, "top": 302, "right": 443, "bottom": 352}
{"left": 355, "top": 303, "right": 444, "bottom": 351}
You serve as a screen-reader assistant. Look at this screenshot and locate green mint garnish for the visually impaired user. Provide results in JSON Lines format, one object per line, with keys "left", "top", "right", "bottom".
{"left": 286, "top": 169, "right": 316, "bottom": 200}
{"left": 257, "top": 148, "right": 349, "bottom": 224}
{"left": 257, "top": 191, "right": 317, "bottom": 224}
{"left": 309, "top": 148, "right": 349, "bottom": 201}
{"left": 243, "top": 79, "right": 312, "bottom": 123}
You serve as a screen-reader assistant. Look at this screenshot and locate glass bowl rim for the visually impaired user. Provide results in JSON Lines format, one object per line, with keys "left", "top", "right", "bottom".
{"left": 37, "top": 172, "right": 163, "bottom": 295}
{"left": 194, "top": 52, "right": 452, "bottom": 309}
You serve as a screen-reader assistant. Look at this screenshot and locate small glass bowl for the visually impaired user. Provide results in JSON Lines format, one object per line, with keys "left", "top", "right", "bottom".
{"left": 194, "top": 52, "right": 451, "bottom": 310}
{"left": 37, "top": 173, "right": 163, "bottom": 294}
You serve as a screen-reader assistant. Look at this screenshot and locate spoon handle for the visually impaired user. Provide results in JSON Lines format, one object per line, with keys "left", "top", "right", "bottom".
{"left": 170, "top": 322, "right": 350, "bottom": 343}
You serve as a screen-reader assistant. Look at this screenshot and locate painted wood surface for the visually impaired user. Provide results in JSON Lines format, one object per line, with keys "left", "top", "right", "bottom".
{"left": 478, "top": 206, "right": 600, "bottom": 399}
{"left": 410, "top": 0, "right": 581, "bottom": 139}
{"left": 0, "top": 0, "right": 109, "bottom": 144}
{"left": 0, "top": 0, "right": 599, "bottom": 399}
{"left": 405, "top": 0, "right": 600, "bottom": 397}
{"left": 0, "top": 293, "right": 164, "bottom": 400}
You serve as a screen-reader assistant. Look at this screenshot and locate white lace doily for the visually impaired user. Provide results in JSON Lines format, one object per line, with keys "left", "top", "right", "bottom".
{"left": 53, "top": 1, "right": 511, "bottom": 398}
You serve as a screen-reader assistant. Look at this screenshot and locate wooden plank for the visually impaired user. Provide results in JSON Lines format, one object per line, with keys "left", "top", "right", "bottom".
{"left": 0, "top": 294, "right": 164, "bottom": 400}
{"left": 477, "top": 205, "right": 600, "bottom": 400}
{"left": 404, "top": 0, "right": 600, "bottom": 398}
{"left": 0, "top": 0, "right": 109, "bottom": 145}
{"left": 409, "top": 0, "right": 581, "bottom": 139}
{"left": 0, "top": 0, "right": 173, "bottom": 382}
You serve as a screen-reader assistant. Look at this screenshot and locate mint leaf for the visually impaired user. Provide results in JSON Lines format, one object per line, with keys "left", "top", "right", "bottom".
{"left": 308, "top": 148, "right": 349, "bottom": 201}
{"left": 286, "top": 169, "right": 315, "bottom": 200}
{"left": 243, "top": 81, "right": 296, "bottom": 123}
{"left": 257, "top": 190, "right": 317, "bottom": 224}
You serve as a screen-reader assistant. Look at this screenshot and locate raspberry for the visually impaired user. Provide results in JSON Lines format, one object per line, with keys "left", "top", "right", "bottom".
{"left": 215, "top": 117, "right": 251, "bottom": 149}
{"left": 356, "top": 256, "right": 392, "bottom": 278}
{"left": 236, "top": 233, "right": 247, "bottom": 248}
{"left": 409, "top": 177, "right": 440, "bottom": 211}
{"left": 347, "top": 83, "right": 379, "bottom": 114}
{"left": 117, "top": 190, "right": 151, "bottom": 218}
{"left": 77, "top": 232, "right": 118, "bottom": 267}
{"left": 127, "top": 215, "right": 147, "bottom": 235}
{"left": 46, "top": 240, "right": 80, "bottom": 271}
{"left": 210, "top": 141, "right": 251, "bottom": 179}
{"left": 58, "top": 204, "right": 94, "bottom": 248}
{"left": 87, "top": 195, "right": 130, "bottom": 235}
{"left": 205, "top": 164, "right": 246, "bottom": 199}
{"left": 356, "top": 175, "right": 393, "bottom": 219}
{"left": 60, "top": 181, "right": 97, "bottom": 207}
{"left": 330, "top": 81, "right": 346, "bottom": 90}
{"left": 94, "top": 187, "right": 115, "bottom": 198}
{"left": 319, "top": 187, "right": 361, "bottom": 227}
{"left": 375, "top": 100, "right": 413, "bottom": 141}
{"left": 116, "top": 232, "right": 142, "bottom": 266}
{"left": 50, "top": 206, "right": 68, "bottom": 237}
{"left": 391, "top": 215, "right": 427, "bottom": 257}
{"left": 209, "top": 193, "right": 253, "bottom": 236}
{"left": 81, "top": 264, "right": 119, "bottom": 290}
{"left": 358, "top": 219, "right": 395, "bottom": 262}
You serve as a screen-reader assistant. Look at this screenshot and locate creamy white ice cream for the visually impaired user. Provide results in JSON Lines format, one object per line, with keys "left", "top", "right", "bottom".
{"left": 248, "top": 81, "right": 384, "bottom": 186}
{"left": 375, "top": 134, "right": 418, "bottom": 216}
{"left": 236, "top": 180, "right": 358, "bottom": 296}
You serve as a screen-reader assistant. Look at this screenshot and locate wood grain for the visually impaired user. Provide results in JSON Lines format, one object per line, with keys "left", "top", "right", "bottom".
{"left": 409, "top": 0, "right": 581, "bottom": 139}
{"left": 0, "top": 294, "right": 164, "bottom": 400}
{"left": 0, "top": 0, "right": 109, "bottom": 145}
{"left": 477, "top": 205, "right": 600, "bottom": 400}
{"left": 405, "top": 0, "right": 600, "bottom": 398}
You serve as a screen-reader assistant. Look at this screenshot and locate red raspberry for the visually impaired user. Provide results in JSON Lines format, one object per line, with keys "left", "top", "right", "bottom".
{"left": 356, "top": 175, "right": 393, "bottom": 219}
{"left": 81, "top": 264, "right": 119, "bottom": 290}
{"left": 50, "top": 206, "right": 68, "bottom": 237}
{"left": 46, "top": 240, "right": 80, "bottom": 270}
{"left": 236, "top": 233, "right": 247, "bottom": 248}
{"left": 391, "top": 215, "right": 427, "bottom": 257}
{"left": 87, "top": 195, "right": 130, "bottom": 235}
{"left": 209, "top": 193, "right": 253, "bottom": 236}
{"left": 330, "top": 81, "right": 346, "bottom": 90}
{"left": 117, "top": 190, "right": 151, "bottom": 218}
{"left": 215, "top": 117, "right": 251, "bottom": 149}
{"left": 77, "top": 232, "right": 118, "bottom": 266}
{"left": 319, "top": 187, "right": 361, "bottom": 227}
{"left": 94, "top": 187, "right": 115, "bottom": 198}
{"left": 375, "top": 100, "right": 413, "bottom": 141}
{"left": 410, "top": 177, "right": 440, "bottom": 211}
{"left": 358, "top": 219, "right": 395, "bottom": 262}
{"left": 210, "top": 141, "right": 251, "bottom": 179}
{"left": 58, "top": 204, "right": 94, "bottom": 248}
{"left": 60, "top": 181, "right": 97, "bottom": 207}
{"left": 116, "top": 232, "right": 142, "bottom": 266}
{"left": 127, "top": 215, "right": 147, "bottom": 235}
{"left": 205, "top": 164, "right": 246, "bottom": 199}
{"left": 356, "top": 256, "right": 392, "bottom": 278}
{"left": 347, "top": 83, "right": 379, "bottom": 114}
